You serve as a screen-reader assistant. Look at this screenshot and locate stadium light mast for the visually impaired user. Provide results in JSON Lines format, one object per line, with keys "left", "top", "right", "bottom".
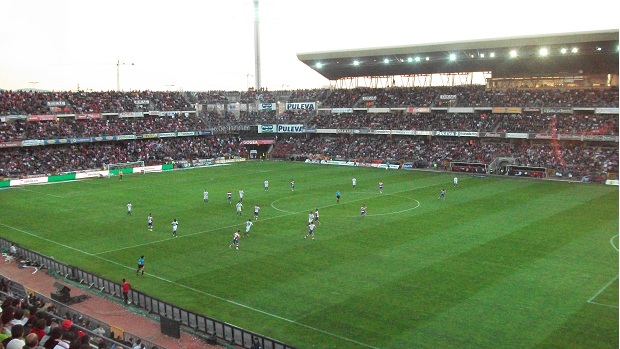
{"left": 253, "top": 0, "right": 262, "bottom": 93}
{"left": 246, "top": 73, "right": 254, "bottom": 90}
{"left": 116, "top": 58, "right": 135, "bottom": 92}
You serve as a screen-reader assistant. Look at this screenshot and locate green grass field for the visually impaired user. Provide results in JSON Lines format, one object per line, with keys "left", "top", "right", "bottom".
{"left": 1, "top": 161, "right": 618, "bottom": 349}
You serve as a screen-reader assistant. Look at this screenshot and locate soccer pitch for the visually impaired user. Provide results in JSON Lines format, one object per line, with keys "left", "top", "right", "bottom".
{"left": 1, "top": 161, "right": 618, "bottom": 349}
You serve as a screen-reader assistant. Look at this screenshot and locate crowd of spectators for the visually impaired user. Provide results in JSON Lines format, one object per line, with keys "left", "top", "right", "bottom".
{"left": 238, "top": 88, "right": 325, "bottom": 104}
{"left": 269, "top": 135, "right": 618, "bottom": 180}
{"left": 0, "top": 136, "right": 245, "bottom": 178}
{"left": 0, "top": 292, "right": 114, "bottom": 349}
{"left": 239, "top": 89, "right": 278, "bottom": 103}
{"left": 187, "top": 91, "right": 230, "bottom": 104}
{"left": 0, "top": 114, "right": 207, "bottom": 142}
{"left": 310, "top": 112, "right": 502, "bottom": 131}
{"left": 190, "top": 88, "right": 310, "bottom": 105}
{"left": 308, "top": 111, "right": 618, "bottom": 135}
{"left": 0, "top": 91, "right": 193, "bottom": 116}
{"left": 495, "top": 113, "right": 619, "bottom": 135}
{"left": 1, "top": 109, "right": 615, "bottom": 145}
{"left": 319, "top": 86, "right": 619, "bottom": 108}
{"left": 192, "top": 86, "right": 619, "bottom": 133}
{"left": 2, "top": 129, "right": 614, "bottom": 180}
{"left": 236, "top": 110, "right": 313, "bottom": 125}
{"left": 286, "top": 89, "right": 327, "bottom": 102}
{"left": 2, "top": 86, "right": 617, "bottom": 118}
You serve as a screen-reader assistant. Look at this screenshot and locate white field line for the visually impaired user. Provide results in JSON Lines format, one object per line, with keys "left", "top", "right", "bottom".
{"left": 587, "top": 275, "right": 619, "bottom": 304}
{"left": 270, "top": 183, "right": 432, "bottom": 215}
{"left": 19, "top": 187, "right": 64, "bottom": 198}
{"left": 610, "top": 234, "right": 619, "bottom": 252}
{"left": 0, "top": 223, "right": 94, "bottom": 256}
{"left": 588, "top": 301, "right": 619, "bottom": 309}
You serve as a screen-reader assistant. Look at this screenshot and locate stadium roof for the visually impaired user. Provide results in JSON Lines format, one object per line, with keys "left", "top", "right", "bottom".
{"left": 297, "top": 30, "right": 619, "bottom": 80}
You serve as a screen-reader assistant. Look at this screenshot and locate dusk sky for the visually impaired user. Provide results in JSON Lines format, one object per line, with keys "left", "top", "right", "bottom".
{"left": 1, "top": 0, "right": 617, "bottom": 92}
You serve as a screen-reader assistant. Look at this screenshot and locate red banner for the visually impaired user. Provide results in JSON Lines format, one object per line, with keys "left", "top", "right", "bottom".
{"left": 27, "top": 115, "right": 56, "bottom": 122}
{"left": 75, "top": 113, "right": 102, "bottom": 120}
{"left": 241, "top": 140, "right": 276, "bottom": 145}
{"left": 0, "top": 141, "right": 21, "bottom": 148}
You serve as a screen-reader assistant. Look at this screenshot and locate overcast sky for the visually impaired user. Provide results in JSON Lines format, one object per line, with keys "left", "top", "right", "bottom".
{"left": 0, "top": 0, "right": 618, "bottom": 92}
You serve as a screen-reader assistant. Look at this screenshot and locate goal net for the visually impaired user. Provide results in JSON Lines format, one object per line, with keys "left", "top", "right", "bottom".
{"left": 105, "top": 161, "right": 145, "bottom": 176}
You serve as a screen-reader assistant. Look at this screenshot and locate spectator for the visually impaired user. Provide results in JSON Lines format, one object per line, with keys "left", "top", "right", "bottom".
{"left": 41, "top": 326, "right": 61, "bottom": 349}
{"left": 250, "top": 336, "right": 262, "bottom": 349}
{"left": 24, "top": 333, "right": 40, "bottom": 349}
{"left": 28, "top": 319, "right": 46, "bottom": 345}
{"left": 2, "top": 324, "right": 25, "bottom": 349}
{"left": 11, "top": 308, "right": 28, "bottom": 327}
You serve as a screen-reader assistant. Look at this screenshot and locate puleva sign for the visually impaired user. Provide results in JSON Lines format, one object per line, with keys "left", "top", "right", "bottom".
{"left": 285, "top": 102, "right": 315, "bottom": 111}
{"left": 277, "top": 124, "right": 304, "bottom": 133}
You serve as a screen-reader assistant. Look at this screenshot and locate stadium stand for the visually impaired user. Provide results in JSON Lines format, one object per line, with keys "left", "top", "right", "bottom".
{"left": 1, "top": 86, "right": 617, "bottom": 182}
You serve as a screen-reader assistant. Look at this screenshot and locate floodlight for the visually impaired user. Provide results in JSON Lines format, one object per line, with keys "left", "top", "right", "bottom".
{"left": 383, "top": 58, "right": 389, "bottom": 64}
{"left": 407, "top": 57, "right": 413, "bottom": 63}
{"left": 539, "top": 48, "right": 549, "bottom": 57}
{"left": 560, "top": 48, "right": 567, "bottom": 54}
{"left": 414, "top": 57, "right": 421, "bottom": 62}
{"left": 449, "top": 53, "right": 456, "bottom": 61}
{"left": 489, "top": 52, "right": 495, "bottom": 58}
{"left": 571, "top": 47, "right": 578, "bottom": 53}
{"left": 353, "top": 60, "right": 360, "bottom": 66}
{"left": 315, "top": 62, "right": 323, "bottom": 69}
{"left": 509, "top": 50, "right": 518, "bottom": 58}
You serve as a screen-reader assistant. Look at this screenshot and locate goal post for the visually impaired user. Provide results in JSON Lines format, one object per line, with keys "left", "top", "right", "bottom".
{"left": 105, "top": 161, "right": 145, "bottom": 176}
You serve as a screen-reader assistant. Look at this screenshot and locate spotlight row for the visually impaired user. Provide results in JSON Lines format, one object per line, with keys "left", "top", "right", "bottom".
{"left": 315, "top": 46, "right": 617, "bottom": 68}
